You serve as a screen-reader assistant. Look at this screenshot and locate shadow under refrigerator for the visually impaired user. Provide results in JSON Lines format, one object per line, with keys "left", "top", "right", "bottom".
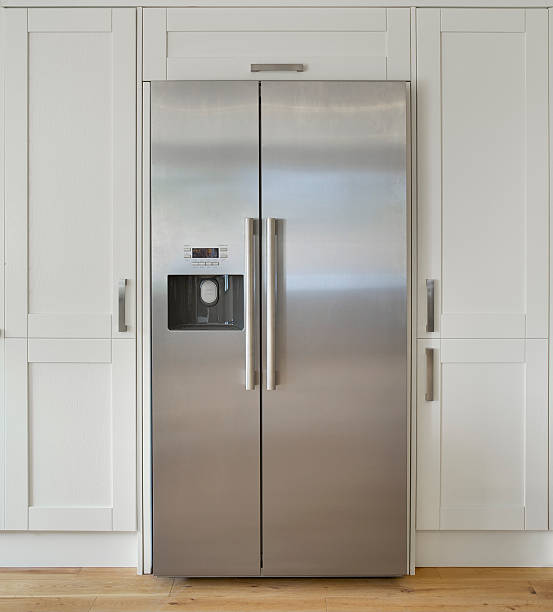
{"left": 151, "top": 81, "right": 408, "bottom": 577}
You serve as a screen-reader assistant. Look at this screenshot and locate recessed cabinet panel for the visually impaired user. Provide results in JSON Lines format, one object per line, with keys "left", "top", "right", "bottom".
{"left": 167, "top": 31, "right": 386, "bottom": 59}
{"left": 166, "top": 7, "right": 387, "bottom": 31}
{"left": 29, "top": 33, "right": 112, "bottom": 321}
{"left": 29, "top": 361, "right": 113, "bottom": 508}
{"left": 441, "top": 358, "right": 525, "bottom": 530}
{"left": 441, "top": 33, "right": 525, "bottom": 328}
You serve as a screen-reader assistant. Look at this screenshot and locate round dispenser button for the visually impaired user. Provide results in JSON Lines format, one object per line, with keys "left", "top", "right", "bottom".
{"left": 200, "top": 279, "right": 218, "bottom": 306}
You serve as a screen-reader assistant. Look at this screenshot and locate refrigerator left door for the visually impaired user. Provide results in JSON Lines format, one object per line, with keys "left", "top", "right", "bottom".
{"left": 151, "top": 81, "right": 261, "bottom": 576}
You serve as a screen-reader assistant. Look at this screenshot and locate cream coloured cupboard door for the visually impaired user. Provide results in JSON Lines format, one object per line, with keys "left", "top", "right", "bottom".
{"left": 5, "top": 338, "right": 136, "bottom": 531}
{"left": 416, "top": 339, "right": 548, "bottom": 531}
{"left": 3, "top": 8, "right": 136, "bottom": 531}
{"left": 6, "top": 8, "right": 136, "bottom": 340}
{"left": 417, "top": 8, "right": 548, "bottom": 340}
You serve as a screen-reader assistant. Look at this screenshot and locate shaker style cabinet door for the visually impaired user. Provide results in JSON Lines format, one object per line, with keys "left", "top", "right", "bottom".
{"left": 2, "top": 8, "right": 136, "bottom": 531}
{"left": 416, "top": 338, "right": 548, "bottom": 531}
{"left": 417, "top": 8, "right": 548, "bottom": 340}
{"left": 416, "top": 9, "right": 549, "bottom": 531}
{"left": 143, "top": 7, "right": 410, "bottom": 81}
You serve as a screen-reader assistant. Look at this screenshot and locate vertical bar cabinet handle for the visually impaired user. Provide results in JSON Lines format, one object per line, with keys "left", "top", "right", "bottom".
{"left": 425, "top": 348, "right": 434, "bottom": 402}
{"left": 426, "top": 279, "right": 435, "bottom": 333}
{"left": 245, "top": 218, "right": 255, "bottom": 390}
{"left": 118, "top": 279, "right": 128, "bottom": 333}
{"left": 266, "top": 218, "right": 276, "bottom": 391}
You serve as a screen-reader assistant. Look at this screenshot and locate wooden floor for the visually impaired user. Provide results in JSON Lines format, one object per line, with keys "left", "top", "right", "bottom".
{"left": 0, "top": 567, "right": 552, "bottom": 611}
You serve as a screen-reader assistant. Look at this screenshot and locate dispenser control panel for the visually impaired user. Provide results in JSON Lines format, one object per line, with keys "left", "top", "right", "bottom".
{"left": 184, "top": 245, "right": 229, "bottom": 267}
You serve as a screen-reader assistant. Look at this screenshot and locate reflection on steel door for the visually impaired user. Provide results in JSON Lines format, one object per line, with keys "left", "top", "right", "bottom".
{"left": 261, "top": 82, "right": 408, "bottom": 576}
{"left": 151, "top": 82, "right": 261, "bottom": 577}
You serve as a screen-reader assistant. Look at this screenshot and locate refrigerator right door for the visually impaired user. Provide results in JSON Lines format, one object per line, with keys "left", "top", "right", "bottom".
{"left": 261, "top": 81, "right": 408, "bottom": 576}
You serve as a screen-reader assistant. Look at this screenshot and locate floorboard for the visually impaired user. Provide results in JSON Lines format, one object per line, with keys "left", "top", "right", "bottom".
{"left": 0, "top": 568, "right": 550, "bottom": 611}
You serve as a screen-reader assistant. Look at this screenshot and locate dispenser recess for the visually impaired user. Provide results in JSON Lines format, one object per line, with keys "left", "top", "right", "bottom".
{"left": 167, "top": 274, "right": 244, "bottom": 330}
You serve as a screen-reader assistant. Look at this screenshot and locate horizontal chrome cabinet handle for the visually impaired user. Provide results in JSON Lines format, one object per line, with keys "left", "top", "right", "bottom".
{"left": 251, "top": 63, "right": 305, "bottom": 72}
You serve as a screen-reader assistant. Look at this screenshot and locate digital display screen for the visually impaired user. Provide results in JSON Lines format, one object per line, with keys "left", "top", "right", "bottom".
{"left": 192, "top": 247, "right": 219, "bottom": 259}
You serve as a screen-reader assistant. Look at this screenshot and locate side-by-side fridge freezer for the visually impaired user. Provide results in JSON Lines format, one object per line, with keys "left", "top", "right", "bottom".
{"left": 151, "top": 81, "right": 408, "bottom": 577}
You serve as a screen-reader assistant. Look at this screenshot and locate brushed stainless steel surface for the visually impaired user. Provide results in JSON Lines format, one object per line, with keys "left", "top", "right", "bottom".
{"left": 426, "top": 278, "right": 435, "bottom": 333}
{"left": 261, "top": 81, "right": 408, "bottom": 576}
{"left": 245, "top": 217, "right": 255, "bottom": 390}
{"left": 118, "top": 279, "right": 127, "bottom": 332}
{"left": 425, "top": 348, "right": 434, "bottom": 402}
{"left": 266, "top": 217, "right": 276, "bottom": 391}
{"left": 251, "top": 63, "right": 304, "bottom": 72}
{"left": 151, "top": 81, "right": 260, "bottom": 577}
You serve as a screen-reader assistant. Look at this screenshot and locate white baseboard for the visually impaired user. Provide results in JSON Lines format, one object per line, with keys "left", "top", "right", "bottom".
{"left": 4, "top": 530, "right": 550, "bottom": 569}
{"left": 0, "top": 532, "right": 138, "bottom": 567}
{"left": 416, "top": 531, "right": 553, "bottom": 567}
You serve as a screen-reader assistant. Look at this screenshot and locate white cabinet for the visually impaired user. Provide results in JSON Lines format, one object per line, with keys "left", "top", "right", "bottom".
{"left": 417, "top": 8, "right": 548, "bottom": 340}
{"left": 143, "top": 7, "right": 410, "bottom": 81}
{"left": 417, "top": 338, "right": 548, "bottom": 531}
{"left": 3, "top": 8, "right": 136, "bottom": 532}
{"left": 416, "top": 9, "right": 549, "bottom": 532}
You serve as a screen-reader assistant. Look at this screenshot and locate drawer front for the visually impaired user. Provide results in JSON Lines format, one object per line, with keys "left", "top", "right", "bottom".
{"left": 143, "top": 8, "right": 410, "bottom": 81}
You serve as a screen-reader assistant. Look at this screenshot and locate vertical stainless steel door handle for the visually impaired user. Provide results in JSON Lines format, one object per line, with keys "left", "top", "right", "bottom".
{"left": 266, "top": 218, "right": 276, "bottom": 390}
{"left": 425, "top": 348, "right": 434, "bottom": 402}
{"left": 245, "top": 218, "right": 255, "bottom": 390}
{"left": 426, "top": 279, "right": 435, "bottom": 333}
{"left": 118, "top": 279, "right": 128, "bottom": 333}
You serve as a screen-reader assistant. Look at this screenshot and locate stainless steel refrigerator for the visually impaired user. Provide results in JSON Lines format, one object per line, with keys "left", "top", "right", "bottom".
{"left": 151, "top": 81, "right": 408, "bottom": 577}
